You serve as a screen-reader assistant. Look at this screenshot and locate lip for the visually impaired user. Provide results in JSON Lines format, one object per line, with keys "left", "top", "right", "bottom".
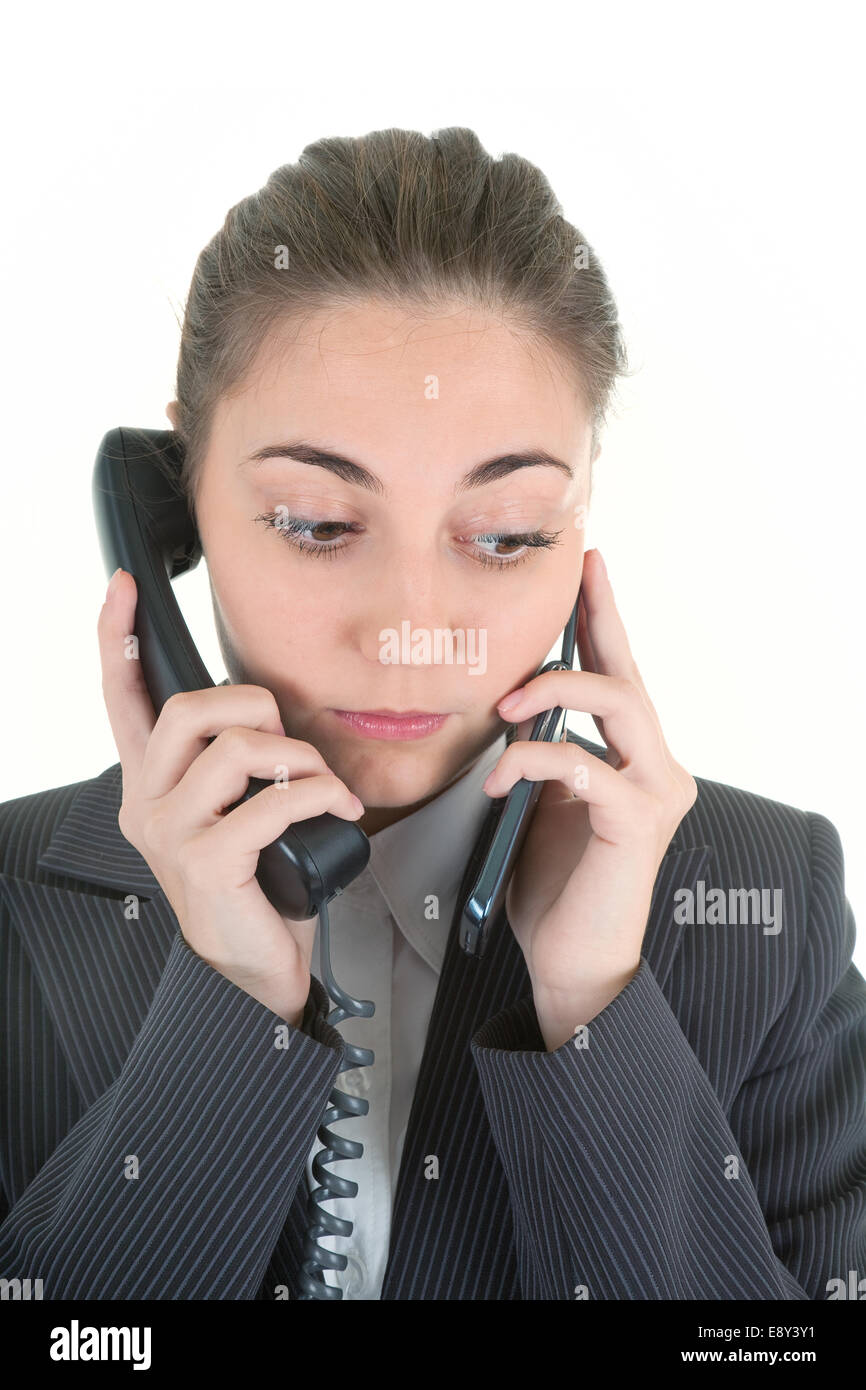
{"left": 331, "top": 709, "right": 449, "bottom": 740}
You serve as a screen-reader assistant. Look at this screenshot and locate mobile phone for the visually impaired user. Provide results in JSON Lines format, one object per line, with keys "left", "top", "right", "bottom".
{"left": 458, "top": 643, "right": 576, "bottom": 959}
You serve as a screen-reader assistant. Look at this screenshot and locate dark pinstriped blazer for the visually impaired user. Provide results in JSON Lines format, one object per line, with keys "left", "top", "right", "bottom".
{"left": 1, "top": 728, "right": 864, "bottom": 1300}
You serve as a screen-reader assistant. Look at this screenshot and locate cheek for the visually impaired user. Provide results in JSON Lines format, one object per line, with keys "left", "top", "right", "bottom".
{"left": 488, "top": 595, "right": 557, "bottom": 674}
{"left": 209, "top": 545, "right": 337, "bottom": 670}
{"left": 202, "top": 514, "right": 275, "bottom": 641}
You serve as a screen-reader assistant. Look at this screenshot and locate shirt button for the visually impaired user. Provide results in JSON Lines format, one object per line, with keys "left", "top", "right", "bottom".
{"left": 344, "top": 1254, "right": 366, "bottom": 1297}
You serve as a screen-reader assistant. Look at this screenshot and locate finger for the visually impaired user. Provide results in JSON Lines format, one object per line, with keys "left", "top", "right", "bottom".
{"left": 97, "top": 569, "right": 157, "bottom": 776}
{"left": 579, "top": 549, "right": 664, "bottom": 727}
{"left": 481, "top": 738, "right": 647, "bottom": 827}
{"left": 581, "top": 550, "right": 645, "bottom": 685}
{"left": 156, "top": 727, "right": 351, "bottom": 832}
{"left": 496, "top": 669, "right": 668, "bottom": 784}
{"left": 139, "top": 686, "right": 304, "bottom": 799}
{"left": 575, "top": 582, "right": 597, "bottom": 675}
{"left": 576, "top": 584, "right": 608, "bottom": 745}
{"left": 579, "top": 548, "right": 634, "bottom": 677}
{"left": 178, "top": 772, "right": 366, "bottom": 889}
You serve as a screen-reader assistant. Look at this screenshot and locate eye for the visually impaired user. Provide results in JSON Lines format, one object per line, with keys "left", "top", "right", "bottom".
{"left": 254, "top": 512, "right": 359, "bottom": 561}
{"left": 254, "top": 511, "right": 563, "bottom": 569}
{"left": 470, "top": 530, "right": 564, "bottom": 569}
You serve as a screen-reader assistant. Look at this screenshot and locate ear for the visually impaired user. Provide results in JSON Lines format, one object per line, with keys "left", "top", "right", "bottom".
{"left": 165, "top": 400, "right": 179, "bottom": 430}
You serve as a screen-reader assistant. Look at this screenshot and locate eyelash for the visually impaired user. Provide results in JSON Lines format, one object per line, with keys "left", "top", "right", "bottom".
{"left": 254, "top": 511, "right": 563, "bottom": 570}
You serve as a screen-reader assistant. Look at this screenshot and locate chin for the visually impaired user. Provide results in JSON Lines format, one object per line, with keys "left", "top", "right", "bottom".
{"left": 345, "top": 750, "right": 448, "bottom": 798}
{"left": 330, "top": 729, "right": 447, "bottom": 784}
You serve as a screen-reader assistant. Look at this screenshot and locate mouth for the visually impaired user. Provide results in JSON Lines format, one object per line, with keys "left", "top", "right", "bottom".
{"left": 330, "top": 709, "right": 450, "bottom": 741}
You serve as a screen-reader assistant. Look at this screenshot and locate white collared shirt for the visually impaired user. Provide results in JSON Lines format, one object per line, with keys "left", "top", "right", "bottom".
{"left": 301, "top": 732, "right": 508, "bottom": 1299}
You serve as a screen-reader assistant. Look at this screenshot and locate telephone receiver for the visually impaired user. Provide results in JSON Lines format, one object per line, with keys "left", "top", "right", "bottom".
{"left": 92, "top": 426, "right": 579, "bottom": 954}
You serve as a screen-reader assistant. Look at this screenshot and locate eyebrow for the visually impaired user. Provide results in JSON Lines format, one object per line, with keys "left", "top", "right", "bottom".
{"left": 242, "top": 442, "right": 573, "bottom": 495}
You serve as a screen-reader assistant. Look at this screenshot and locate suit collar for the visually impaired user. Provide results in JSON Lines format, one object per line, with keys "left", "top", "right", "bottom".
{"left": 36, "top": 761, "right": 162, "bottom": 895}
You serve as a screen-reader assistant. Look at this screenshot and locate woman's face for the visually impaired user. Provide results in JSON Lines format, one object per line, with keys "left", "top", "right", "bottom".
{"left": 188, "top": 298, "right": 591, "bottom": 833}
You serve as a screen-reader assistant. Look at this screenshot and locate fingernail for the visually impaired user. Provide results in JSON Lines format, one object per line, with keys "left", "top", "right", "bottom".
{"left": 350, "top": 794, "right": 365, "bottom": 814}
{"left": 105, "top": 567, "right": 123, "bottom": 600}
{"left": 498, "top": 687, "right": 524, "bottom": 713}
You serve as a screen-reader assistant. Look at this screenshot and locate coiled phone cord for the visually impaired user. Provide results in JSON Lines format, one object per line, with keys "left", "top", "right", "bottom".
{"left": 296, "top": 895, "right": 376, "bottom": 1300}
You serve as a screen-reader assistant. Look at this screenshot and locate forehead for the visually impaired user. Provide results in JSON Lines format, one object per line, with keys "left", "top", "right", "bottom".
{"left": 218, "top": 298, "right": 590, "bottom": 468}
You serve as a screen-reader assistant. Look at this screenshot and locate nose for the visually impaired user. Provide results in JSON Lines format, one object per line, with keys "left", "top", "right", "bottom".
{"left": 356, "top": 549, "right": 475, "bottom": 668}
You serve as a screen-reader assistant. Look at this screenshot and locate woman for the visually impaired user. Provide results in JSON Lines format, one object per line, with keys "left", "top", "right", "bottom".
{"left": 1, "top": 127, "right": 863, "bottom": 1301}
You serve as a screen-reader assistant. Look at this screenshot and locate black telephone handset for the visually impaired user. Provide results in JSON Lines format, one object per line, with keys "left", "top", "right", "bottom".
{"left": 92, "top": 425, "right": 579, "bottom": 953}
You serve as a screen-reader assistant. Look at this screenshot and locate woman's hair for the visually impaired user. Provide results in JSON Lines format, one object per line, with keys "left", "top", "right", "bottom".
{"left": 171, "top": 126, "right": 630, "bottom": 509}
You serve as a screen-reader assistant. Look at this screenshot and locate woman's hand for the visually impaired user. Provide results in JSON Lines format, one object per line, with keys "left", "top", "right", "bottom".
{"left": 97, "top": 568, "right": 365, "bottom": 1026}
{"left": 482, "top": 548, "right": 697, "bottom": 1049}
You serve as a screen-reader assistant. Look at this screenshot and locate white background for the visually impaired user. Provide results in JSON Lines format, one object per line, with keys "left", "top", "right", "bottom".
{"left": 1, "top": 1, "right": 863, "bottom": 970}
